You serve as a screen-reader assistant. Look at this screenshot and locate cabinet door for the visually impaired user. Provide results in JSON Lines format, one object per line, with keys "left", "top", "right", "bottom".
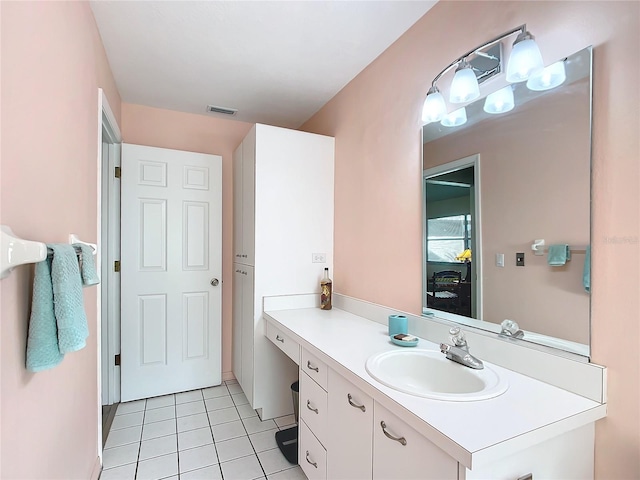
{"left": 232, "top": 263, "right": 243, "bottom": 384}
{"left": 327, "top": 369, "right": 373, "bottom": 480}
{"left": 373, "top": 402, "right": 457, "bottom": 480}
{"left": 233, "top": 143, "right": 243, "bottom": 261}
{"left": 241, "top": 130, "right": 255, "bottom": 265}
{"left": 240, "top": 265, "right": 254, "bottom": 403}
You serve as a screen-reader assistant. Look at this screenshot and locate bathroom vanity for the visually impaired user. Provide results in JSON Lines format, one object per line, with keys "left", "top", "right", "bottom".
{"left": 264, "top": 295, "right": 606, "bottom": 480}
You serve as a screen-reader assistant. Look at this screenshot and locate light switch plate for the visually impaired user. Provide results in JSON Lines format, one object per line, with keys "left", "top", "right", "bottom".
{"left": 516, "top": 252, "right": 525, "bottom": 266}
{"left": 496, "top": 253, "right": 504, "bottom": 267}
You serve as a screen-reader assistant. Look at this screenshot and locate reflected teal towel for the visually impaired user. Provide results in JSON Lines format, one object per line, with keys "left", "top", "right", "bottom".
{"left": 50, "top": 244, "right": 89, "bottom": 353}
{"left": 75, "top": 243, "right": 100, "bottom": 287}
{"left": 547, "top": 244, "right": 571, "bottom": 266}
{"left": 583, "top": 246, "right": 591, "bottom": 293}
{"left": 26, "top": 257, "right": 64, "bottom": 372}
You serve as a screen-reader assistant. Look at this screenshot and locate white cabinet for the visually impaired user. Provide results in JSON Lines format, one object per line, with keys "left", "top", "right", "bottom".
{"left": 233, "top": 130, "right": 255, "bottom": 265}
{"left": 327, "top": 369, "right": 373, "bottom": 480}
{"left": 298, "top": 349, "right": 329, "bottom": 480}
{"left": 373, "top": 401, "right": 458, "bottom": 480}
{"left": 231, "top": 264, "right": 244, "bottom": 385}
{"left": 232, "top": 124, "right": 334, "bottom": 419}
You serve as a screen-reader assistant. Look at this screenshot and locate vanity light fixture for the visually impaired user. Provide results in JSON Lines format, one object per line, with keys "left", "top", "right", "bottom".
{"left": 505, "top": 30, "right": 545, "bottom": 83}
{"left": 484, "top": 85, "right": 515, "bottom": 114}
{"left": 422, "top": 25, "right": 544, "bottom": 123}
{"left": 526, "top": 60, "right": 567, "bottom": 91}
{"left": 449, "top": 61, "right": 480, "bottom": 104}
{"left": 421, "top": 86, "right": 447, "bottom": 123}
{"left": 440, "top": 107, "right": 467, "bottom": 127}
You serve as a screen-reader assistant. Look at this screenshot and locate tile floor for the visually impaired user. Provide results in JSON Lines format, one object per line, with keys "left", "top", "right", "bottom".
{"left": 101, "top": 380, "right": 307, "bottom": 480}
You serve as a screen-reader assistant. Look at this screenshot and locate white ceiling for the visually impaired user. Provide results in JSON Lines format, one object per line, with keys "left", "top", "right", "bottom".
{"left": 90, "top": 1, "right": 437, "bottom": 128}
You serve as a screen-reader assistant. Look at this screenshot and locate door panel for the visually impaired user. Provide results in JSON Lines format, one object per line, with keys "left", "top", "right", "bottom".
{"left": 121, "top": 143, "right": 222, "bottom": 401}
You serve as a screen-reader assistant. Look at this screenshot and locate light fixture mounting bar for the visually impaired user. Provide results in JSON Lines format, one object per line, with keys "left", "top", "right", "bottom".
{"left": 430, "top": 24, "right": 527, "bottom": 87}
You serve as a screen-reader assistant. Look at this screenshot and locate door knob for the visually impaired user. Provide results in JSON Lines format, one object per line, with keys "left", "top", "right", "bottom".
{"left": 210, "top": 278, "right": 219, "bottom": 286}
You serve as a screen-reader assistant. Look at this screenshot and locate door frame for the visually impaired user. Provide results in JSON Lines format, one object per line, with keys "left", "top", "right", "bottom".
{"left": 423, "top": 154, "right": 483, "bottom": 320}
{"left": 96, "top": 88, "right": 121, "bottom": 460}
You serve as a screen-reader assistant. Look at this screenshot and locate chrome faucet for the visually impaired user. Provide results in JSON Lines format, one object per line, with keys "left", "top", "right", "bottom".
{"left": 499, "top": 319, "right": 525, "bottom": 339}
{"left": 440, "top": 327, "right": 484, "bottom": 370}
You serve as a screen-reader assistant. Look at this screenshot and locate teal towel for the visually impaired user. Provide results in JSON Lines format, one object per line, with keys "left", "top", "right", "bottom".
{"left": 26, "top": 257, "right": 64, "bottom": 372}
{"left": 75, "top": 244, "right": 100, "bottom": 287}
{"left": 583, "top": 245, "right": 591, "bottom": 293}
{"left": 547, "top": 244, "right": 571, "bottom": 266}
{"left": 50, "top": 244, "right": 89, "bottom": 353}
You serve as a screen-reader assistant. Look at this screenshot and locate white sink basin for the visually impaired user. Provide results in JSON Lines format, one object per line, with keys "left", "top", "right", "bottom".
{"left": 365, "top": 349, "right": 508, "bottom": 401}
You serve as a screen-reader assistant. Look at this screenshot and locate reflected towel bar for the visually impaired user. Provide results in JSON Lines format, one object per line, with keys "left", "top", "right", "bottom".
{"left": 531, "top": 239, "right": 588, "bottom": 255}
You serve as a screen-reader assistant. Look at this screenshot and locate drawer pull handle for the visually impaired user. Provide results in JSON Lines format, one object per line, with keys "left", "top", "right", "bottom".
{"left": 347, "top": 393, "right": 366, "bottom": 412}
{"left": 305, "top": 450, "right": 318, "bottom": 468}
{"left": 275, "top": 335, "right": 285, "bottom": 343}
{"left": 306, "top": 400, "right": 319, "bottom": 414}
{"left": 380, "top": 421, "right": 407, "bottom": 446}
{"left": 306, "top": 361, "right": 319, "bottom": 372}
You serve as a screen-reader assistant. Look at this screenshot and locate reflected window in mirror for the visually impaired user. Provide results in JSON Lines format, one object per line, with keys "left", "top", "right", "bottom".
{"left": 422, "top": 46, "right": 592, "bottom": 358}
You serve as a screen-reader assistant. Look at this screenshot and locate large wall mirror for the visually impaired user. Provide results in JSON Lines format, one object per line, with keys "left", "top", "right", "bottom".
{"left": 422, "top": 46, "right": 592, "bottom": 357}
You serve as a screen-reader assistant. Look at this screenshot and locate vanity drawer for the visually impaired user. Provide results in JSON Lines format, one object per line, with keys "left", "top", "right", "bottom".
{"left": 300, "top": 371, "right": 328, "bottom": 446}
{"left": 300, "top": 419, "right": 327, "bottom": 480}
{"left": 302, "top": 348, "right": 328, "bottom": 390}
{"left": 266, "top": 321, "right": 300, "bottom": 365}
{"left": 373, "top": 401, "right": 457, "bottom": 480}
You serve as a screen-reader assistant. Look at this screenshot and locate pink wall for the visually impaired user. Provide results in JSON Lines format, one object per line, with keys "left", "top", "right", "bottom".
{"left": 302, "top": 1, "right": 639, "bottom": 478}
{"left": 121, "top": 103, "right": 253, "bottom": 377}
{"left": 1, "top": 2, "right": 121, "bottom": 479}
{"left": 424, "top": 80, "right": 591, "bottom": 344}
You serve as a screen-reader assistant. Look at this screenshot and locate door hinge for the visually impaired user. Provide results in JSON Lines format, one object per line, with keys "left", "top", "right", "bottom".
{"left": 114, "top": 166, "right": 121, "bottom": 178}
{"left": 114, "top": 260, "right": 121, "bottom": 272}
{"left": 114, "top": 354, "right": 121, "bottom": 366}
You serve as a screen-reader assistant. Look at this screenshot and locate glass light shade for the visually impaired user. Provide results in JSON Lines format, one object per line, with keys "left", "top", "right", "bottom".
{"left": 484, "top": 86, "right": 515, "bottom": 114}
{"left": 440, "top": 107, "right": 467, "bottom": 127}
{"left": 526, "top": 61, "right": 566, "bottom": 91}
{"left": 449, "top": 64, "right": 480, "bottom": 104}
{"left": 506, "top": 36, "right": 544, "bottom": 83}
{"left": 422, "top": 88, "right": 447, "bottom": 123}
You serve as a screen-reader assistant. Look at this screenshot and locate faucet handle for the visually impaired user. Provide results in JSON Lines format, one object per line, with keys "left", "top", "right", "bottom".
{"left": 500, "top": 319, "right": 525, "bottom": 339}
{"left": 449, "top": 327, "right": 467, "bottom": 347}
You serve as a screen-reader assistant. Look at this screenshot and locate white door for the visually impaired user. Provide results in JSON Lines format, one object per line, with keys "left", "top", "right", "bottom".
{"left": 120, "top": 144, "right": 222, "bottom": 402}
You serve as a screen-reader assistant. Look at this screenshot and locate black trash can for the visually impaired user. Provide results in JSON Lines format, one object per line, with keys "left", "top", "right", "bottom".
{"left": 275, "top": 381, "right": 299, "bottom": 464}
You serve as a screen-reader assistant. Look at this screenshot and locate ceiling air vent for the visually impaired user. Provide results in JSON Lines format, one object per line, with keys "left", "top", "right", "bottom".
{"left": 206, "top": 105, "right": 238, "bottom": 116}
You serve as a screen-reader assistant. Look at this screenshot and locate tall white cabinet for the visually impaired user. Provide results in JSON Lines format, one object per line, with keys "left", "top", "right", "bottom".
{"left": 232, "top": 124, "right": 334, "bottom": 419}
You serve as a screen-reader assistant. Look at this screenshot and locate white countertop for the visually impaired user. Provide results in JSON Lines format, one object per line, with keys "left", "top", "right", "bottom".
{"left": 264, "top": 306, "right": 606, "bottom": 469}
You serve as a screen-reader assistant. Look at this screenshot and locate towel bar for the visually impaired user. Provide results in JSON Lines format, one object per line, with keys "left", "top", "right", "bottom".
{"left": 0, "top": 226, "right": 47, "bottom": 279}
{"left": 0, "top": 226, "right": 97, "bottom": 279}
{"left": 531, "top": 239, "right": 588, "bottom": 255}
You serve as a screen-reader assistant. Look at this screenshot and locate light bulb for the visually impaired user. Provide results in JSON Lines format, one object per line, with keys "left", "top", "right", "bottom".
{"left": 449, "top": 61, "right": 480, "bottom": 104}
{"left": 421, "top": 86, "right": 447, "bottom": 123}
{"left": 526, "top": 60, "right": 566, "bottom": 91}
{"left": 440, "top": 107, "right": 467, "bottom": 127}
{"left": 484, "top": 86, "right": 515, "bottom": 114}
{"left": 506, "top": 31, "right": 544, "bottom": 83}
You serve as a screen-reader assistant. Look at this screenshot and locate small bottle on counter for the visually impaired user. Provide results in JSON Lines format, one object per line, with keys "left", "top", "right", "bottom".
{"left": 320, "top": 267, "right": 332, "bottom": 310}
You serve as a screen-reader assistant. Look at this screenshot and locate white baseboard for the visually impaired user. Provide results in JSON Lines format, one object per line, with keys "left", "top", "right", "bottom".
{"left": 222, "top": 371, "right": 236, "bottom": 382}
{"left": 90, "top": 456, "right": 101, "bottom": 480}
